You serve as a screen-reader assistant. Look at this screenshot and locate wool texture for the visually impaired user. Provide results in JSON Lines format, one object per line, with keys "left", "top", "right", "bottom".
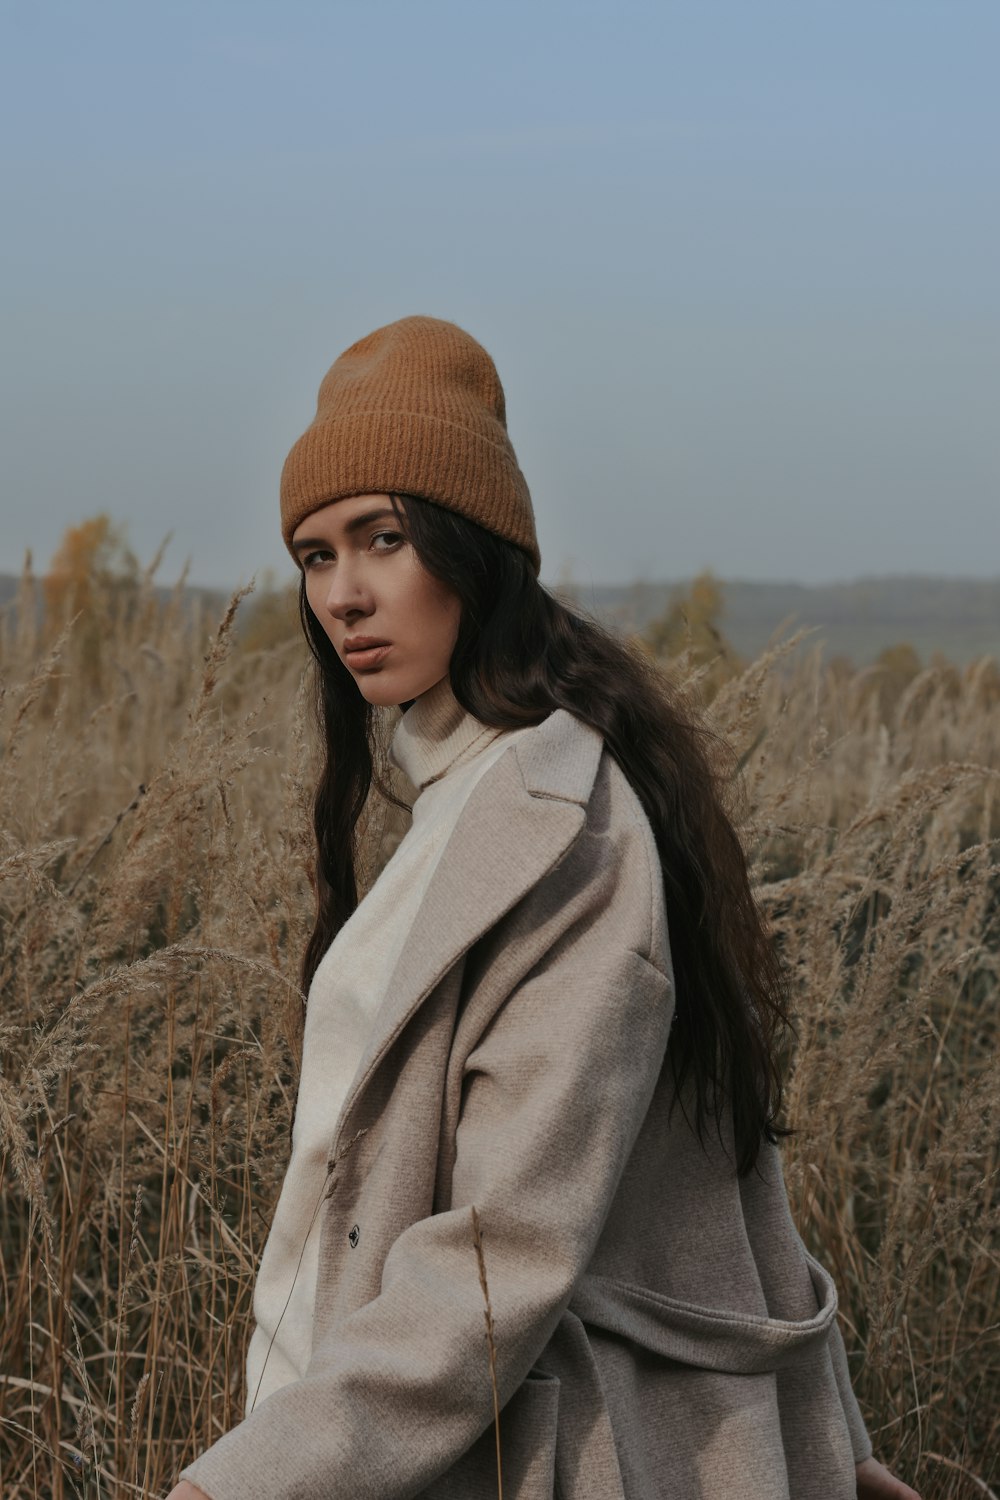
{"left": 244, "top": 677, "right": 538, "bottom": 1412}
{"left": 280, "top": 315, "right": 541, "bottom": 573}
{"left": 180, "top": 706, "right": 871, "bottom": 1500}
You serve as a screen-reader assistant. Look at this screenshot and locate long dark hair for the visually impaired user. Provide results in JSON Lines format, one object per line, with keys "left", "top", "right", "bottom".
{"left": 297, "top": 493, "right": 791, "bottom": 1175}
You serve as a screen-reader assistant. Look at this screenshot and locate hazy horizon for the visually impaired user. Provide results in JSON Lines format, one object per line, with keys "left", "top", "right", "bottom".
{"left": 2, "top": 1, "right": 997, "bottom": 591}
{"left": 4, "top": 555, "right": 1000, "bottom": 595}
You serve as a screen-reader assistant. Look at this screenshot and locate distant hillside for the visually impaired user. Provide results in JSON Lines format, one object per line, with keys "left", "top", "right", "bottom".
{"left": 0, "top": 574, "right": 231, "bottom": 629}
{"left": 2, "top": 572, "right": 998, "bottom": 667}
{"left": 563, "top": 575, "right": 1000, "bottom": 667}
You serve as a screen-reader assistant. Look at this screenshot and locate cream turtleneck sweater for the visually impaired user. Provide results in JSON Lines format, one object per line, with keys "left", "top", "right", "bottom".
{"left": 244, "top": 676, "right": 538, "bottom": 1413}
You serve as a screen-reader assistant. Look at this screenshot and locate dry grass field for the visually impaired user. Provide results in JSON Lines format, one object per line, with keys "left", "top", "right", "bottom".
{"left": 1, "top": 562, "right": 998, "bottom": 1499}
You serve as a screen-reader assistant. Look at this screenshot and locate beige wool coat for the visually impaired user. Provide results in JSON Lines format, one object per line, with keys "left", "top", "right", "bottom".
{"left": 180, "top": 707, "right": 872, "bottom": 1500}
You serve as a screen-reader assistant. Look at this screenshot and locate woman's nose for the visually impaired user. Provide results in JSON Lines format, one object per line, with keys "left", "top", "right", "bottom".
{"left": 323, "top": 560, "right": 372, "bottom": 621}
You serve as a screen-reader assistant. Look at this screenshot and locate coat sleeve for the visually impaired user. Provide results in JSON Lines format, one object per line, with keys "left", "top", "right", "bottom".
{"left": 827, "top": 1310, "right": 874, "bottom": 1463}
{"left": 179, "top": 885, "right": 673, "bottom": 1499}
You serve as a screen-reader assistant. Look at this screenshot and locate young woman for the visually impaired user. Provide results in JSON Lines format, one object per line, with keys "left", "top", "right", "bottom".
{"left": 171, "top": 316, "right": 920, "bottom": 1500}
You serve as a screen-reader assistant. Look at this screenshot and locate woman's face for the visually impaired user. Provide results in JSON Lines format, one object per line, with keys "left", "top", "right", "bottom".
{"left": 292, "top": 493, "right": 462, "bottom": 708}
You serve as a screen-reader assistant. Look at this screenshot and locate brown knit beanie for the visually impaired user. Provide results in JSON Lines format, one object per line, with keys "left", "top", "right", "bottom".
{"left": 280, "top": 315, "right": 541, "bottom": 575}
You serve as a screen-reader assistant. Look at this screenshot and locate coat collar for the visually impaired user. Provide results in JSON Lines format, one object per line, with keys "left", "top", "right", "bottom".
{"left": 338, "top": 704, "right": 606, "bottom": 1138}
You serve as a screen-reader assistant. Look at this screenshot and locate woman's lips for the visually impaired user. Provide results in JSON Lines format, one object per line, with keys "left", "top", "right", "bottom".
{"left": 345, "top": 643, "right": 393, "bottom": 669}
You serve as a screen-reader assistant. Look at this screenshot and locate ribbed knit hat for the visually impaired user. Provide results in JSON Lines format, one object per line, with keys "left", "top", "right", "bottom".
{"left": 280, "top": 315, "right": 541, "bottom": 574}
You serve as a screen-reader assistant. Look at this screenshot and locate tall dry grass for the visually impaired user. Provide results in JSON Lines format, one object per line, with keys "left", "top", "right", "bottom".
{"left": 1, "top": 569, "right": 998, "bottom": 1498}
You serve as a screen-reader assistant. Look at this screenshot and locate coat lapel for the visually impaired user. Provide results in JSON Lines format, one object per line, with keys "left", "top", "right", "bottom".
{"left": 339, "top": 708, "right": 606, "bottom": 1127}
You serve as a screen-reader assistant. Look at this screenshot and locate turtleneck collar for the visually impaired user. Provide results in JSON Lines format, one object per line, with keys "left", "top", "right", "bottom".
{"left": 389, "top": 675, "right": 507, "bottom": 793}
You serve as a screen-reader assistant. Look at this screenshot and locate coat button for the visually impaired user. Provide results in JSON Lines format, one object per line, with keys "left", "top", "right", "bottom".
{"left": 348, "top": 1224, "right": 360, "bottom": 1248}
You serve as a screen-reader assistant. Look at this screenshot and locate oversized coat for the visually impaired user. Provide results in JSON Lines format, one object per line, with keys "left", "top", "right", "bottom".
{"left": 179, "top": 706, "right": 872, "bottom": 1500}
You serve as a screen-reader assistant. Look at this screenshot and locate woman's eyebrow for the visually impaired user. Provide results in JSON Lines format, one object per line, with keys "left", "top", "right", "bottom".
{"left": 291, "top": 508, "right": 399, "bottom": 554}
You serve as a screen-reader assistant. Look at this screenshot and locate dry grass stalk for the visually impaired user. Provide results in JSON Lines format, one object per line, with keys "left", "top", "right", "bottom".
{"left": 471, "top": 1205, "right": 502, "bottom": 1500}
{"left": 1, "top": 565, "right": 997, "bottom": 1496}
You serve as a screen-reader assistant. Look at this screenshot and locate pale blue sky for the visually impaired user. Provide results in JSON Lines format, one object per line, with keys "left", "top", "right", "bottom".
{"left": 2, "top": 0, "right": 997, "bottom": 589}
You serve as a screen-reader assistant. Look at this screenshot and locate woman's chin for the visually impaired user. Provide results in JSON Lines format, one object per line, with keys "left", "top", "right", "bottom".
{"left": 353, "top": 671, "right": 414, "bottom": 709}
{"left": 355, "top": 679, "right": 400, "bottom": 707}
{"left": 352, "top": 664, "right": 447, "bottom": 709}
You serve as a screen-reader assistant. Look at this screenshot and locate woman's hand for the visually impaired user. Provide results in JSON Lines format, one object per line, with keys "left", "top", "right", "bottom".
{"left": 856, "top": 1456, "right": 922, "bottom": 1499}
{"left": 164, "top": 1482, "right": 213, "bottom": 1500}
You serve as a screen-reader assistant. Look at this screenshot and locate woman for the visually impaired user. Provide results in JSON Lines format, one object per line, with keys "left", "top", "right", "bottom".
{"left": 171, "top": 316, "right": 919, "bottom": 1499}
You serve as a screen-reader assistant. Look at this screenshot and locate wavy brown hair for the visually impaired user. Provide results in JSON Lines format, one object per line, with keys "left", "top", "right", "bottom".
{"left": 297, "top": 493, "right": 791, "bottom": 1174}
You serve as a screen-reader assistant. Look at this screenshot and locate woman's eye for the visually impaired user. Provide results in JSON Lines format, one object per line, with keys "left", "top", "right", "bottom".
{"left": 302, "top": 532, "right": 402, "bottom": 568}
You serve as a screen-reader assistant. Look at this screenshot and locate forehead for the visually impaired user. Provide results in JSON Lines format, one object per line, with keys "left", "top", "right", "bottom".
{"left": 292, "top": 493, "right": 399, "bottom": 543}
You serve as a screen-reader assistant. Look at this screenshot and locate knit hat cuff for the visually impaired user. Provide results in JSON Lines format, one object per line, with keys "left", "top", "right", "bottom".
{"left": 280, "top": 409, "right": 540, "bottom": 574}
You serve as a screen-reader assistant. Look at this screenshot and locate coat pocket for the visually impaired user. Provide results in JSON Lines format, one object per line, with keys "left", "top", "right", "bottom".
{"left": 570, "top": 1252, "right": 839, "bottom": 1375}
{"left": 421, "top": 1367, "right": 560, "bottom": 1500}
